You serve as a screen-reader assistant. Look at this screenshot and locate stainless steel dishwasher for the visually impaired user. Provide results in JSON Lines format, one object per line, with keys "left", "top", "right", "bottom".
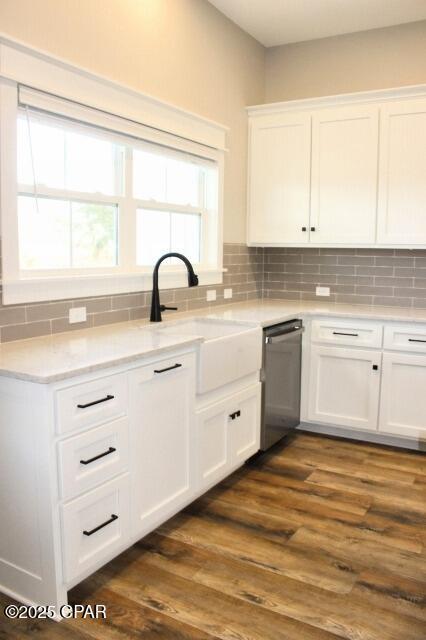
{"left": 260, "top": 319, "right": 304, "bottom": 451}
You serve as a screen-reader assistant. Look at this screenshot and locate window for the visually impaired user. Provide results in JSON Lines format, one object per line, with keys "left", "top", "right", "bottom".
{"left": 12, "top": 105, "right": 220, "bottom": 300}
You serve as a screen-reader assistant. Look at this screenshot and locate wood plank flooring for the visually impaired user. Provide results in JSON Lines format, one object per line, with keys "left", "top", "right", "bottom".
{"left": 1, "top": 431, "right": 425, "bottom": 639}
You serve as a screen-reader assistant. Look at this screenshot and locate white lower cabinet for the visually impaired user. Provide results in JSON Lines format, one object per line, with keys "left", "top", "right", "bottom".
{"left": 196, "top": 398, "right": 229, "bottom": 488}
{"left": 197, "top": 383, "right": 261, "bottom": 490}
{"left": 308, "top": 345, "right": 381, "bottom": 431}
{"left": 229, "top": 384, "right": 261, "bottom": 465}
{"left": 379, "top": 352, "right": 426, "bottom": 439}
{"left": 129, "top": 353, "right": 196, "bottom": 537}
{"left": 61, "top": 473, "right": 130, "bottom": 583}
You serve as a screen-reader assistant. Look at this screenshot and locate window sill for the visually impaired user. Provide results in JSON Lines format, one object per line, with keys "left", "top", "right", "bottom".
{"left": 2, "top": 268, "right": 225, "bottom": 305}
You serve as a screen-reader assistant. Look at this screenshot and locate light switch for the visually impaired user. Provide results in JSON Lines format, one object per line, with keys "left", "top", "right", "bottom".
{"left": 224, "top": 288, "right": 233, "bottom": 299}
{"left": 206, "top": 290, "right": 216, "bottom": 302}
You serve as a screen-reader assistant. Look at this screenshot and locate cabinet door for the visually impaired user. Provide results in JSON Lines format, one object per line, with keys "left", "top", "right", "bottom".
{"left": 310, "top": 106, "right": 378, "bottom": 244}
{"left": 129, "top": 353, "right": 196, "bottom": 537}
{"left": 377, "top": 99, "right": 426, "bottom": 245}
{"left": 228, "top": 384, "right": 261, "bottom": 464}
{"left": 379, "top": 352, "right": 426, "bottom": 439}
{"left": 308, "top": 345, "right": 381, "bottom": 430}
{"left": 196, "top": 384, "right": 261, "bottom": 491}
{"left": 196, "top": 398, "right": 230, "bottom": 490}
{"left": 248, "top": 113, "right": 311, "bottom": 244}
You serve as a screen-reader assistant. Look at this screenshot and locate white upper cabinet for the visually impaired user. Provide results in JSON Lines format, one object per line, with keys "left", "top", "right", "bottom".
{"left": 247, "top": 87, "right": 426, "bottom": 248}
{"left": 377, "top": 98, "right": 426, "bottom": 245}
{"left": 310, "top": 106, "right": 379, "bottom": 245}
{"left": 248, "top": 112, "right": 311, "bottom": 244}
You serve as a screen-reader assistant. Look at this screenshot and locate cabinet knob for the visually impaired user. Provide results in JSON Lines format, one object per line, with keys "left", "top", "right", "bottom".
{"left": 301, "top": 227, "right": 307, "bottom": 232}
{"left": 372, "top": 364, "right": 379, "bottom": 371}
{"left": 310, "top": 227, "right": 316, "bottom": 232}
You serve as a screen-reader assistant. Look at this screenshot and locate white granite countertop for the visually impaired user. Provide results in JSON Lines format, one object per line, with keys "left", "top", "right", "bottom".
{"left": 2, "top": 298, "right": 426, "bottom": 383}
{"left": 207, "top": 299, "right": 426, "bottom": 326}
{"left": 0, "top": 321, "right": 204, "bottom": 384}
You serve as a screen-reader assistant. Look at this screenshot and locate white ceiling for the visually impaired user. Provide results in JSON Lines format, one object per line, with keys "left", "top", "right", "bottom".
{"left": 208, "top": 0, "right": 426, "bottom": 47}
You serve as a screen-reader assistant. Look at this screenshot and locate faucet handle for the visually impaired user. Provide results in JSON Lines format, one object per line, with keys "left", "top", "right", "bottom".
{"left": 160, "top": 305, "right": 178, "bottom": 312}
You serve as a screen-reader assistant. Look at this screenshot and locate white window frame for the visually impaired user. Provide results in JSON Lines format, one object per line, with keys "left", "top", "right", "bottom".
{"left": 0, "top": 39, "right": 226, "bottom": 304}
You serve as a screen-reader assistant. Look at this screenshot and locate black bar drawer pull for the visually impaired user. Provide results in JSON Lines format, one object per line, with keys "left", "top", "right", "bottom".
{"left": 77, "top": 394, "right": 114, "bottom": 409}
{"left": 229, "top": 410, "right": 241, "bottom": 420}
{"left": 83, "top": 514, "right": 118, "bottom": 537}
{"left": 154, "top": 363, "right": 182, "bottom": 374}
{"left": 332, "top": 332, "right": 359, "bottom": 337}
{"left": 408, "top": 338, "right": 426, "bottom": 343}
{"left": 80, "top": 447, "right": 116, "bottom": 466}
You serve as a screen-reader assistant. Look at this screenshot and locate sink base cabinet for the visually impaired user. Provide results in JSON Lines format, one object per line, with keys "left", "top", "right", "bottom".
{"left": 196, "top": 383, "right": 261, "bottom": 490}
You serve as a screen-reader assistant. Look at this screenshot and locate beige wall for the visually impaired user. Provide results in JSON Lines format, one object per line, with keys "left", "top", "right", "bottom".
{"left": 265, "top": 20, "right": 426, "bottom": 102}
{"left": 2, "top": 3, "right": 426, "bottom": 240}
{"left": 0, "top": 0, "right": 265, "bottom": 242}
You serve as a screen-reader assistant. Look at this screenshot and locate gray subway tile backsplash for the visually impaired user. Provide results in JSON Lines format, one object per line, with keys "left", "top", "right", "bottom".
{"left": 0, "top": 243, "right": 264, "bottom": 343}
{"left": 3, "top": 243, "right": 426, "bottom": 343}
{"left": 263, "top": 247, "right": 426, "bottom": 311}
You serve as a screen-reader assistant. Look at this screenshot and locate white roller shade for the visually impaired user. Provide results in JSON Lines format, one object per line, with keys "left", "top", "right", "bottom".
{"left": 18, "top": 86, "right": 221, "bottom": 163}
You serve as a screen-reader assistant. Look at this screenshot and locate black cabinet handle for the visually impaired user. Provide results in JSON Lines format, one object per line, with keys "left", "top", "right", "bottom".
{"left": 408, "top": 338, "right": 426, "bottom": 343}
{"left": 80, "top": 447, "right": 116, "bottom": 466}
{"left": 372, "top": 365, "right": 379, "bottom": 371}
{"left": 77, "top": 394, "right": 114, "bottom": 409}
{"left": 302, "top": 227, "right": 307, "bottom": 232}
{"left": 333, "top": 332, "right": 359, "bottom": 337}
{"left": 154, "top": 363, "right": 182, "bottom": 374}
{"left": 229, "top": 410, "right": 241, "bottom": 420}
{"left": 310, "top": 227, "right": 316, "bottom": 232}
{"left": 83, "top": 514, "right": 118, "bottom": 536}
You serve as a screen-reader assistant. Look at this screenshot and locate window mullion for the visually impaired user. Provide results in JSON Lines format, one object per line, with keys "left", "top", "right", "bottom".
{"left": 69, "top": 200, "right": 73, "bottom": 268}
{"left": 119, "top": 145, "right": 135, "bottom": 272}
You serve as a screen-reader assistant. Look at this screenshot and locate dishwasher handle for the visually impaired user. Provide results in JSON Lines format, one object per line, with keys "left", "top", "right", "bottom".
{"left": 265, "top": 326, "right": 304, "bottom": 344}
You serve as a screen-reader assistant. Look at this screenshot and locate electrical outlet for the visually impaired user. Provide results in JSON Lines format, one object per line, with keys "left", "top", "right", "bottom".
{"left": 69, "top": 307, "right": 87, "bottom": 324}
{"left": 316, "top": 286, "right": 330, "bottom": 297}
{"left": 206, "top": 289, "right": 216, "bottom": 302}
{"left": 224, "top": 288, "right": 233, "bottom": 299}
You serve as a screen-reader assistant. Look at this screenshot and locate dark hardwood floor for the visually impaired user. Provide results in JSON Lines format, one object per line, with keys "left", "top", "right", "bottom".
{"left": 1, "top": 431, "right": 425, "bottom": 639}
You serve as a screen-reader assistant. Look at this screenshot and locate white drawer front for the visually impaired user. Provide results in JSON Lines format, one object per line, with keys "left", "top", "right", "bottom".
{"left": 384, "top": 324, "right": 426, "bottom": 353}
{"left": 58, "top": 417, "right": 129, "bottom": 500}
{"left": 56, "top": 373, "right": 127, "bottom": 434}
{"left": 61, "top": 474, "right": 130, "bottom": 583}
{"left": 311, "top": 318, "right": 383, "bottom": 348}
